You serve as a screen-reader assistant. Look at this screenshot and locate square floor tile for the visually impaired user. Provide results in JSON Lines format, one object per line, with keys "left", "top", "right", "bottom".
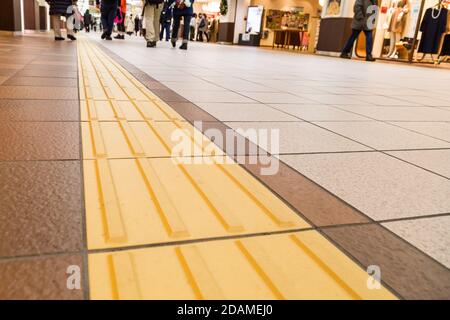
{"left": 281, "top": 152, "right": 450, "bottom": 220}
{"left": 3, "top": 76, "right": 77, "bottom": 87}
{"left": 389, "top": 122, "right": 450, "bottom": 142}
{"left": 387, "top": 149, "right": 450, "bottom": 178}
{"left": 316, "top": 121, "right": 450, "bottom": 150}
{"left": 298, "top": 94, "right": 371, "bottom": 105}
{"left": 0, "top": 86, "right": 78, "bottom": 100}
{"left": 0, "top": 122, "right": 80, "bottom": 160}
{"left": 336, "top": 106, "right": 450, "bottom": 121}
{"left": 0, "top": 254, "right": 84, "bottom": 299}
{"left": 180, "top": 90, "right": 255, "bottom": 103}
{"left": 195, "top": 103, "right": 298, "bottom": 121}
{"left": 351, "top": 95, "right": 422, "bottom": 106}
{"left": 225, "top": 121, "right": 369, "bottom": 154}
{"left": 270, "top": 104, "right": 370, "bottom": 121}
{"left": 0, "top": 161, "right": 83, "bottom": 257}
{"left": 382, "top": 216, "right": 450, "bottom": 268}
{"left": 238, "top": 92, "right": 316, "bottom": 104}
{"left": 0, "top": 99, "right": 79, "bottom": 121}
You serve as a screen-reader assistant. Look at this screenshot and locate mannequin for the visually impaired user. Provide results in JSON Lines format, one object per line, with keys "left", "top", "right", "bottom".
{"left": 385, "top": 0, "right": 409, "bottom": 58}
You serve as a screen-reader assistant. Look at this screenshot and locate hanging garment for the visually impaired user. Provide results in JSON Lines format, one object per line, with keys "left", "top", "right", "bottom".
{"left": 388, "top": 1, "right": 409, "bottom": 33}
{"left": 418, "top": 7, "right": 448, "bottom": 53}
{"left": 440, "top": 34, "right": 450, "bottom": 55}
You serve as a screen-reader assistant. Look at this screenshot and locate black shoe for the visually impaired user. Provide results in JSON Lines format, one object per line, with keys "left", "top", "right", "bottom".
{"left": 55, "top": 36, "right": 65, "bottom": 41}
{"left": 366, "top": 55, "right": 376, "bottom": 62}
{"left": 179, "top": 43, "right": 187, "bottom": 50}
{"left": 114, "top": 34, "right": 121, "bottom": 39}
{"left": 67, "top": 34, "right": 76, "bottom": 41}
{"left": 340, "top": 53, "right": 351, "bottom": 59}
{"left": 105, "top": 36, "right": 112, "bottom": 41}
{"left": 146, "top": 41, "right": 156, "bottom": 47}
{"left": 101, "top": 32, "right": 107, "bottom": 39}
{"left": 171, "top": 39, "right": 176, "bottom": 48}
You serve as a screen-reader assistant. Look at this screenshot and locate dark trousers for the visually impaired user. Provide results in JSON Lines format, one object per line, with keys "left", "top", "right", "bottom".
{"left": 342, "top": 29, "right": 373, "bottom": 57}
{"left": 189, "top": 26, "right": 195, "bottom": 40}
{"left": 172, "top": 15, "right": 191, "bottom": 42}
{"left": 100, "top": 0, "right": 117, "bottom": 36}
{"left": 160, "top": 22, "right": 170, "bottom": 41}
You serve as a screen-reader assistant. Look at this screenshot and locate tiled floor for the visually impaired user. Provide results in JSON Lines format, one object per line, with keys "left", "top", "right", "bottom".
{"left": 0, "top": 34, "right": 85, "bottom": 299}
{"left": 97, "top": 35, "right": 450, "bottom": 299}
{"left": 0, "top": 33, "right": 449, "bottom": 299}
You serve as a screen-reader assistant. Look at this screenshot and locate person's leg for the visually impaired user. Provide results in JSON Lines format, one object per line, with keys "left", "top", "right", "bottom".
{"left": 165, "top": 23, "right": 170, "bottom": 41}
{"left": 341, "top": 29, "right": 361, "bottom": 55}
{"left": 51, "top": 15, "right": 62, "bottom": 38}
{"left": 153, "top": 5, "right": 163, "bottom": 43}
{"left": 108, "top": 3, "right": 117, "bottom": 36}
{"left": 100, "top": 5, "right": 108, "bottom": 36}
{"left": 364, "top": 30, "right": 373, "bottom": 56}
{"left": 171, "top": 15, "right": 181, "bottom": 46}
{"left": 179, "top": 15, "right": 191, "bottom": 49}
{"left": 144, "top": 5, "right": 155, "bottom": 43}
{"left": 364, "top": 30, "right": 375, "bottom": 60}
{"left": 160, "top": 22, "right": 164, "bottom": 40}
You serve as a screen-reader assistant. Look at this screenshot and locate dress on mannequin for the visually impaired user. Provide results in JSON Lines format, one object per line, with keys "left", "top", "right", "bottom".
{"left": 385, "top": 0, "right": 409, "bottom": 58}
{"left": 418, "top": 7, "right": 448, "bottom": 53}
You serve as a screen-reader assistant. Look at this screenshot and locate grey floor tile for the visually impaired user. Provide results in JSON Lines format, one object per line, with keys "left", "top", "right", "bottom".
{"left": 195, "top": 103, "right": 298, "bottom": 121}
{"left": 382, "top": 216, "right": 450, "bottom": 268}
{"left": 280, "top": 152, "right": 450, "bottom": 221}
{"left": 270, "top": 104, "right": 371, "bottom": 121}
{"left": 225, "top": 121, "right": 369, "bottom": 154}
{"left": 390, "top": 122, "right": 450, "bottom": 142}
{"left": 316, "top": 121, "right": 450, "bottom": 150}
{"left": 387, "top": 149, "right": 450, "bottom": 178}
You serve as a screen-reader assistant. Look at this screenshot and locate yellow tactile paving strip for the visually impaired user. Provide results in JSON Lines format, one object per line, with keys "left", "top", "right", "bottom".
{"left": 78, "top": 39, "right": 396, "bottom": 299}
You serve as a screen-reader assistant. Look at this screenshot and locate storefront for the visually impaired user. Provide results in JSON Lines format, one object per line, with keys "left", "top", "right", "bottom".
{"left": 230, "top": 0, "right": 321, "bottom": 52}
{"left": 317, "top": 0, "right": 450, "bottom": 65}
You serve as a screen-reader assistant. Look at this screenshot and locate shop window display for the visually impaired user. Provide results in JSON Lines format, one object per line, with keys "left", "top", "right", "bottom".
{"left": 374, "top": 0, "right": 450, "bottom": 64}
{"left": 265, "top": 8, "right": 311, "bottom": 50}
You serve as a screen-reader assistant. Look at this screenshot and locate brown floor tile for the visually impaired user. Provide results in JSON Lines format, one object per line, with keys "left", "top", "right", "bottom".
{"left": 3, "top": 76, "right": 77, "bottom": 87}
{"left": 150, "top": 89, "right": 189, "bottom": 102}
{"left": 14, "top": 69, "right": 77, "bottom": 78}
{"left": 0, "top": 254, "right": 85, "bottom": 299}
{"left": 244, "top": 158, "right": 370, "bottom": 226}
{"left": 0, "top": 63, "right": 24, "bottom": 70}
{"left": 0, "top": 122, "right": 79, "bottom": 160}
{"left": 0, "top": 68, "right": 18, "bottom": 77}
{"left": 30, "top": 60, "right": 76, "bottom": 66}
{"left": 168, "top": 101, "right": 221, "bottom": 122}
{"left": 21, "top": 64, "right": 77, "bottom": 73}
{"left": 322, "top": 224, "right": 450, "bottom": 300}
{"left": 0, "top": 161, "right": 83, "bottom": 257}
{"left": 0, "top": 99, "right": 79, "bottom": 121}
{"left": 0, "top": 86, "right": 78, "bottom": 100}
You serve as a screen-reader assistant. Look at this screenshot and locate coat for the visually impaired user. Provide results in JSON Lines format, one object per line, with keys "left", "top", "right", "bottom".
{"left": 46, "top": 0, "right": 73, "bottom": 16}
{"left": 351, "top": 0, "right": 378, "bottom": 31}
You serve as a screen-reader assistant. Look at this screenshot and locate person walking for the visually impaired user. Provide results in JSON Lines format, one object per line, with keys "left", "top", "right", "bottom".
{"left": 169, "top": 0, "right": 194, "bottom": 50}
{"left": 83, "top": 9, "right": 92, "bottom": 32}
{"left": 134, "top": 15, "right": 141, "bottom": 35}
{"left": 114, "top": 0, "right": 127, "bottom": 39}
{"left": 340, "top": 0, "right": 378, "bottom": 61}
{"left": 197, "top": 13, "right": 207, "bottom": 42}
{"left": 96, "top": 0, "right": 118, "bottom": 40}
{"left": 189, "top": 13, "right": 197, "bottom": 41}
{"left": 142, "top": 0, "right": 164, "bottom": 47}
{"left": 126, "top": 14, "right": 135, "bottom": 35}
{"left": 159, "top": 0, "right": 172, "bottom": 41}
{"left": 46, "top": 0, "right": 77, "bottom": 41}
